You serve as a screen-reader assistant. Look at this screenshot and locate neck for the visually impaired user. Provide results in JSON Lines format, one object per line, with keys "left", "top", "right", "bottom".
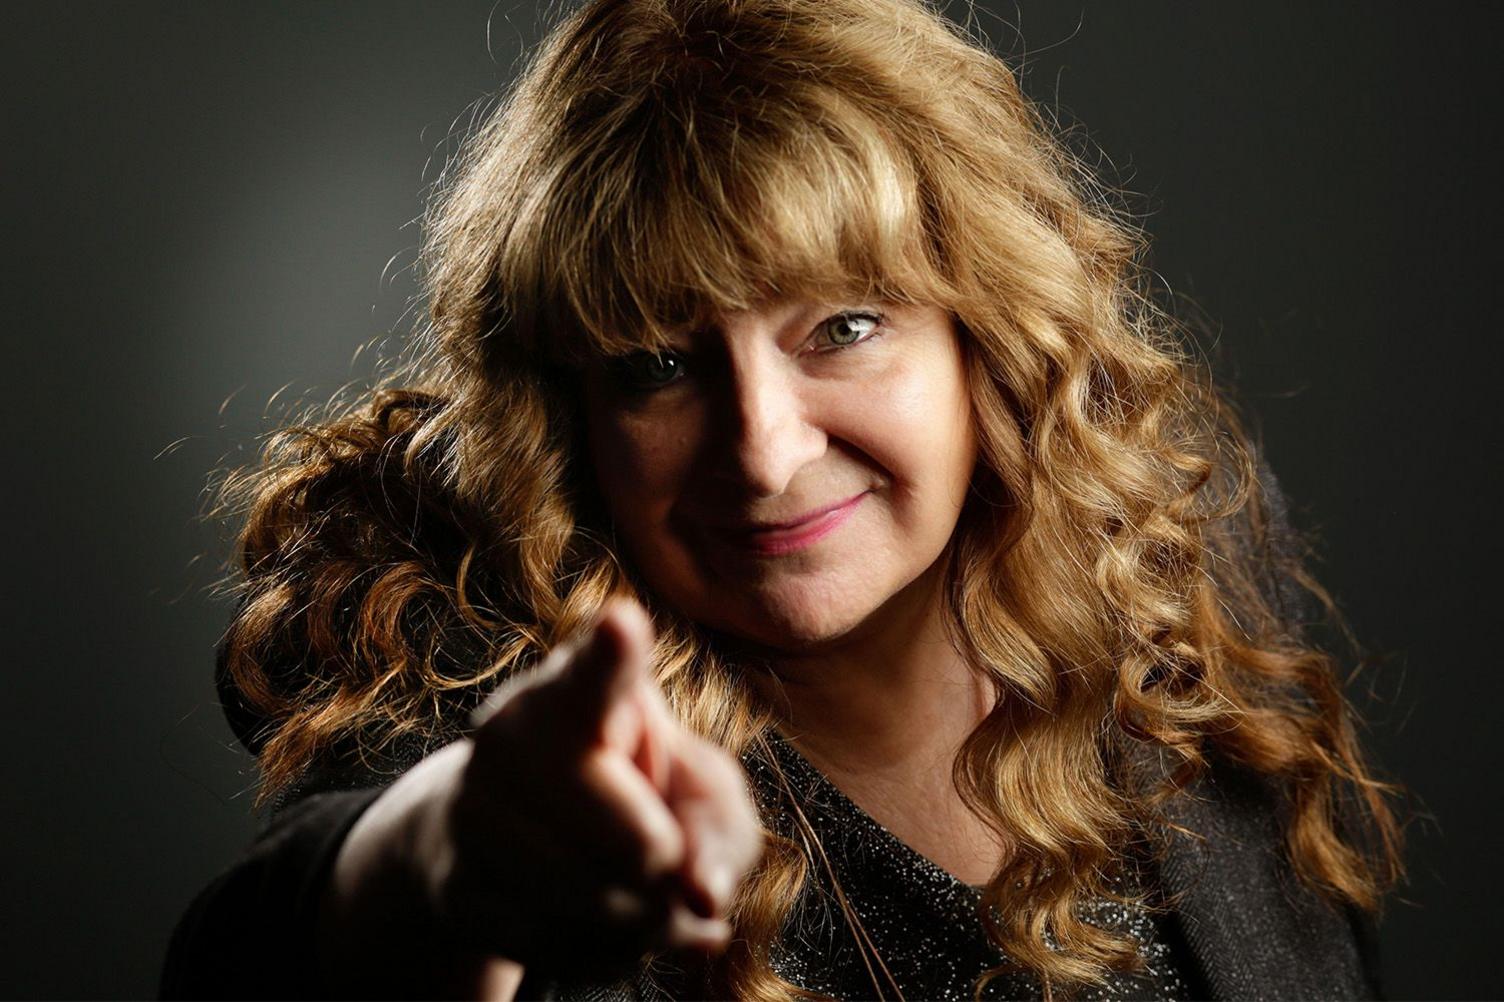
{"left": 748, "top": 554, "right": 991, "bottom": 781}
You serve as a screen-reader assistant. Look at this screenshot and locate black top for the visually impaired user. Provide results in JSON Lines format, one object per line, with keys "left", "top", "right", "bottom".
{"left": 162, "top": 726, "right": 1374, "bottom": 1000}
{"left": 739, "top": 732, "right": 1196, "bottom": 1000}
{"left": 519, "top": 730, "right": 1199, "bottom": 1000}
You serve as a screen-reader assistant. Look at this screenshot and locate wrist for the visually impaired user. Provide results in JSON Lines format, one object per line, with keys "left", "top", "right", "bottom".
{"left": 314, "top": 743, "right": 475, "bottom": 992}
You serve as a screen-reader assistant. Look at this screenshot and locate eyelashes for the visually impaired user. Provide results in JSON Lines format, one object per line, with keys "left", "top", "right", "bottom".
{"left": 816, "top": 311, "right": 881, "bottom": 350}
{"left": 606, "top": 310, "right": 886, "bottom": 394}
{"left": 607, "top": 351, "right": 685, "bottom": 392}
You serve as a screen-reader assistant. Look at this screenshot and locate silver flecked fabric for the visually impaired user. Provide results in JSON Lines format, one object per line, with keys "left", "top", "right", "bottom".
{"left": 553, "top": 733, "right": 1198, "bottom": 1001}
{"left": 745, "top": 732, "right": 1196, "bottom": 1001}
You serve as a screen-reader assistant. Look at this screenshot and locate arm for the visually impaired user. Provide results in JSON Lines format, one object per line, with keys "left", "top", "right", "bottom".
{"left": 162, "top": 765, "right": 531, "bottom": 1001}
{"left": 163, "top": 599, "right": 761, "bottom": 1000}
{"left": 1243, "top": 453, "right": 1389, "bottom": 1000}
{"left": 160, "top": 786, "right": 386, "bottom": 1000}
{"left": 311, "top": 742, "right": 529, "bottom": 1001}
{"left": 162, "top": 625, "right": 425, "bottom": 998}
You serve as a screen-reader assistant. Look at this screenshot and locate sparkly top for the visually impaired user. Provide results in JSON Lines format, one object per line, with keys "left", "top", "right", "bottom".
{"left": 744, "top": 732, "right": 1196, "bottom": 1001}
{"left": 553, "top": 731, "right": 1198, "bottom": 1000}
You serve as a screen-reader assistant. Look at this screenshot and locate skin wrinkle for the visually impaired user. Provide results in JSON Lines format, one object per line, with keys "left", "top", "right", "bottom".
{"left": 581, "top": 300, "right": 976, "bottom": 657}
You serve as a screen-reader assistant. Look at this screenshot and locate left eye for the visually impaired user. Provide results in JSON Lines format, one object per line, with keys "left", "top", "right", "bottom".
{"left": 817, "top": 312, "right": 881, "bottom": 349}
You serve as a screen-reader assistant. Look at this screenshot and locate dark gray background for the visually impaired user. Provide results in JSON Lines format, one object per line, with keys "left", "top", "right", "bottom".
{"left": 4, "top": 2, "right": 1497, "bottom": 997}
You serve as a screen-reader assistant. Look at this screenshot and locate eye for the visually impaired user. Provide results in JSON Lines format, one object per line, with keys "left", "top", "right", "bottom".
{"left": 815, "top": 311, "right": 883, "bottom": 350}
{"left": 606, "top": 350, "right": 686, "bottom": 392}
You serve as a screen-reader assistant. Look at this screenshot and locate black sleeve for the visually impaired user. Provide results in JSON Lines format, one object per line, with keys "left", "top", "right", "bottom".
{"left": 163, "top": 629, "right": 410, "bottom": 999}
{"left": 165, "top": 627, "right": 637, "bottom": 1001}
{"left": 161, "top": 778, "right": 654, "bottom": 1002}
{"left": 1249, "top": 454, "right": 1389, "bottom": 1001}
{"left": 160, "top": 786, "right": 386, "bottom": 1000}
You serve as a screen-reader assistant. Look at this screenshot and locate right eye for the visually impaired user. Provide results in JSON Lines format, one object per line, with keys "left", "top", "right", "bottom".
{"left": 607, "top": 350, "right": 686, "bottom": 392}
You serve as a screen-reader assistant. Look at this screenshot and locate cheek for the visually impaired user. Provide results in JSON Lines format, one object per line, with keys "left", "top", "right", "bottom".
{"left": 842, "top": 347, "right": 975, "bottom": 512}
{"left": 585, "top": 405, "right": 698, "bottom": 539}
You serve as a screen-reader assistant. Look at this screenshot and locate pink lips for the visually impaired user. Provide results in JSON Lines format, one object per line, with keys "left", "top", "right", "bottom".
{"left": 729, "top": 491, "right": 868, "bottom": 556}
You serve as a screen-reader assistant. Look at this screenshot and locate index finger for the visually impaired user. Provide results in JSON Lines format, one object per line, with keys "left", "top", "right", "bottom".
{"left": 469, "top": 597, "right": 654, "bottom": 737}
{"left": 664, "top": 735, "right": 765, "bottom": 918}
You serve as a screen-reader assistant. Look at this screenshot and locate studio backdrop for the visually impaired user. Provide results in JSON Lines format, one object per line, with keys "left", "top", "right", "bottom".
{"left": 3, "top": 2, "right": 1498, "bottom": 997}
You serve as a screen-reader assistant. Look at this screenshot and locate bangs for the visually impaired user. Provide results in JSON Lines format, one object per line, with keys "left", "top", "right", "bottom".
{"left": 506, "top": 73, "right": 957, "bottom": 365}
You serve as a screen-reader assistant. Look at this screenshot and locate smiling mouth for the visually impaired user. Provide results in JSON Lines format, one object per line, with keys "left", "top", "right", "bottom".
{"left": 725, "top": 491, "right": 869, "bottom": 557}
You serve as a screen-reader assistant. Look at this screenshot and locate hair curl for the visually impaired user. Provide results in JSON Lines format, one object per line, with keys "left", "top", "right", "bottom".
{"left": 214, "top": 0, "right": 1402, "bottom": 996}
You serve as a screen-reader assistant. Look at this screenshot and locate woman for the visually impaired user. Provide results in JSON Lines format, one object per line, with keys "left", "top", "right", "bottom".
{"left": 164, "top": 0, "right": 1402, "bottom": 998}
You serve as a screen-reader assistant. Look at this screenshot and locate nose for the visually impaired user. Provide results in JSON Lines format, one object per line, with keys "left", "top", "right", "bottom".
{"left": 713, "top": 352, "right": 827, "bottom": 499}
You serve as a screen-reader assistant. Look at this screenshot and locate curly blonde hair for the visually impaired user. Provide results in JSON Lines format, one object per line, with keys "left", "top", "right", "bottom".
{"left": 215, "top": 0, "right": 1402, "bottom": 996}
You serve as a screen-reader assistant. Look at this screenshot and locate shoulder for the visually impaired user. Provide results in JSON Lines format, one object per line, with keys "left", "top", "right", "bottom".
{"left": 1156, "top": 753, "right": 1379, "bottom": 1000}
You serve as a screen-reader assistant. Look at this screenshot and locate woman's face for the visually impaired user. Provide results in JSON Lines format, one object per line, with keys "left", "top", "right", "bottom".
{"left": 580, "top": 300, "right": 977, "bottom": 652}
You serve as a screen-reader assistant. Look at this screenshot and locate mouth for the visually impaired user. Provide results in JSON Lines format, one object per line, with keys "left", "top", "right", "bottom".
{"left": 724, "top": 491, "right": 869, "bottom": 557}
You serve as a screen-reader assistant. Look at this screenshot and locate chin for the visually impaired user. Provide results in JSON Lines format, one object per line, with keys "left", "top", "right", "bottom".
{"left": 700, "top": 577, "right": 882, "bottom": 654}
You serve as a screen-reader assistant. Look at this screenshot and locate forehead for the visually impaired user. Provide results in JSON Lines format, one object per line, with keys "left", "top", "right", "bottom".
{"left": 554, "top": 272, "right": 951, "bottom": 366}
{"left": 509, "top": 78, "right": 958, "bottom": 369}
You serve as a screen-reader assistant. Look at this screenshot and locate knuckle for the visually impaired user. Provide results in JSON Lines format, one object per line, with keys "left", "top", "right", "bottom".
{"left": 636, "top": 828, "right": 683, "bottom": 879}
{"left": 627, "top": 806, "right": 686, "bottom": 878}
{"left": 740, "top": 825, "right": 767, "bottom": 867}
{"left": 697, "top": 742, "right": 744, "bottom": 782}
